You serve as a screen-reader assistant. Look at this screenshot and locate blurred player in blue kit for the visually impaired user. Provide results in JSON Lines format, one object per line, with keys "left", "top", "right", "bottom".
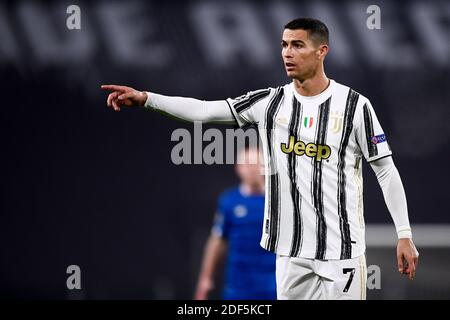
{"left": 195, "top": 147, "right": 276, "bottom": 300}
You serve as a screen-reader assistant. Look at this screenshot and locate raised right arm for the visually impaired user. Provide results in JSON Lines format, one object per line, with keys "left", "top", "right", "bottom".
{"left": 144, "top": 92, "right": 235, "bottom": 124}
{"left": 101, "top": 84, "right": 235, "bottom": 124}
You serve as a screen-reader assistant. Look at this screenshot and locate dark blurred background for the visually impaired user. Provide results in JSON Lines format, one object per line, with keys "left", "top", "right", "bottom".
{"left": 0, "top": 0, "right": 449, "bottom": 299}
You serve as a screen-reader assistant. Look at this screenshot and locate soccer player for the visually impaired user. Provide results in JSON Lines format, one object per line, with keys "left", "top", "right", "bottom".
{"left": 102, "top": 17, "right": 419, "bottom": 300}
{"left": 195, "top": 147, "right": 276, "bottom": 300}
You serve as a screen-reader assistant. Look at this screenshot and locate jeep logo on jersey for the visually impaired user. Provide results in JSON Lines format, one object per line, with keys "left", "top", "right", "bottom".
{"left": 281, "top": 136, "right": 331, "bottom": 162}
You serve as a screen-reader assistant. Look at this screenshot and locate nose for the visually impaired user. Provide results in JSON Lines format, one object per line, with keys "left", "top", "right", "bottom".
{"left": 283, "top": 47, "right": 293, "bottom": 59}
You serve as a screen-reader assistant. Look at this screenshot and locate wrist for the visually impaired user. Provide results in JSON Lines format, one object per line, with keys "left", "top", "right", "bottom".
{"left": 140, "top": 91, "right": 149, "bottom": 107}
{"left": 397, "top": 228, "right": 412, "bottom": 239}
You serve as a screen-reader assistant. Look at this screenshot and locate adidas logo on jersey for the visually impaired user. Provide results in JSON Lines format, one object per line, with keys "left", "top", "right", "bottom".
{"left": 280, "top": 135, "right": 331, "bottom": 162}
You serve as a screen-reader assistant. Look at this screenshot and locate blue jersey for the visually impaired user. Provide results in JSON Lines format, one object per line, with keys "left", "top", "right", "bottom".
{"left": 212, "top": 186, "right": 276, "bottom": 300}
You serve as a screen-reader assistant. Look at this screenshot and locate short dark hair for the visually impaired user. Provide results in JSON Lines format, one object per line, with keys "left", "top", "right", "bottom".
{"left": 284, "top": 18, "right": 329, "bottom": 45}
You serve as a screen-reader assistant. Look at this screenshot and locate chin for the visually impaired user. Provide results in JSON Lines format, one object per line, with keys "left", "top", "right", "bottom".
{"left": 286, "top": 71, "right": 298, "bottom": 78}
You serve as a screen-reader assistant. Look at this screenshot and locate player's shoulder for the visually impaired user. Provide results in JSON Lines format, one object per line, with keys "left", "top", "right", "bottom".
{"left": 242, "top": 84, "right": 290, "bottom": 101}
{"left": 252, "top": 84, "right": 287, "bottom": 95}
{"left": 241, "top": 86, "right": 275, "bottom": 96}
{"left": 230, "top": 86, "right": 277, "bottom": 105}
{"left": 276, "top": 83, "right": 289, "bottom": 95}
{"left": 255, "top": 86, "right": 281, "bottom": 100}
{"left": 253, "top": 83, "right": 291, "bottom": 101}
{"left": 333, "top": 80, "right": 371, "bottom": 106}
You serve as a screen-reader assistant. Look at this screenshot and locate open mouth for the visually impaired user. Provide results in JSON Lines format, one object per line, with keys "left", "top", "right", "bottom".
{"left": 285, "top": 62, "right": 296, "bottom": 70}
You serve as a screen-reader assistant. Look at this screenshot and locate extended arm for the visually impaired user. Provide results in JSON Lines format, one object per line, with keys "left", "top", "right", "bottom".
{"left": 194, "top": 234, "right": 228, "bottom": 300}
{"left": 370, "top": 156, "right": 419, "bottom": 279}
{"left": 101, "top": 84, "right": 235, "bottom": 124}
{"left": 144, "top": 92, "right": 235, "bottom": 123}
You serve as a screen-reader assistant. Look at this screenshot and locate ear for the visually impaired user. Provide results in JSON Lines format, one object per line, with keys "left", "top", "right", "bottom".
{"left": 317, "top": 44, "right": 329, "bottom": 59}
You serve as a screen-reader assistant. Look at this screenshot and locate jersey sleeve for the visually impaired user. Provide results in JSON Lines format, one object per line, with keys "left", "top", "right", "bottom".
{"left": 225, "top": 88, "right": 273, "bottom": 127}
{"left": 211, "top": 196, "right": 229, "bottom": 239}
{"left": 355, "top": 97, "right": 392, "bottom": 162}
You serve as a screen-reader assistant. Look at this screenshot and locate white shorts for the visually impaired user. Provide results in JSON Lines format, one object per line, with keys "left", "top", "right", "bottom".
{"left": 276, "top": 254, "right": 367, "bottom": 300}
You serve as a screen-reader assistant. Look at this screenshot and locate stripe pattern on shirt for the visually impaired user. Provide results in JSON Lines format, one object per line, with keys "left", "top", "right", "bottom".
{"left": 363, "top": 103, "right": 378, "bottom": 158}
{"left": 287, "top": 96, "right": 303, "bottom": 257}
{"left": 311, "top": 97, "right": 331, "bottom": 260}
{"left": 235, "top": 89, "right": 271, "bottom": 114}
{"left": 288, "top": 97, "right": 304, "bottom": 257}
{"left": 265, "top": 87, "right": 284, "bottom": 252}
{"left": 337, "top": 89, "right": 360, "bottom": 259}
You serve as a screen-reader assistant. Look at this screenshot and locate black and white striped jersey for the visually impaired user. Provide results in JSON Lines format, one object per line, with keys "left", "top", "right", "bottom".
{"left": 226, "top": 80, "right": 392, "bottom": 260}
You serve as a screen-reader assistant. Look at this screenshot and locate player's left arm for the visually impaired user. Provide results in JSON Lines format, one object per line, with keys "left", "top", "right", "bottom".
{"left": 355, "top": 96, "right": 419, "bottom": 280}
{"left": 370, "top": 156, "right": 419, "bottom": 280}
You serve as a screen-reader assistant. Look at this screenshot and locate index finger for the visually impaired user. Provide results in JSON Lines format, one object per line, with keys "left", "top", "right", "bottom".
{"left": 101, "top": 84, "right": 128, "bottom": 92}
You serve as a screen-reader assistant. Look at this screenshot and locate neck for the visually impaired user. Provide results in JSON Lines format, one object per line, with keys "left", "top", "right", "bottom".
{"left": 241, "top": 181, "right": 265, "bottom": 195}
{"left": 293, "top": 68, "right": 329, "bottom": 97}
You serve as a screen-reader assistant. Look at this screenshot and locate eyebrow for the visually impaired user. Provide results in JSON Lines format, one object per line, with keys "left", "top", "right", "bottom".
{"left": 281, "top": 39, "right": 306, "bottom": 45}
